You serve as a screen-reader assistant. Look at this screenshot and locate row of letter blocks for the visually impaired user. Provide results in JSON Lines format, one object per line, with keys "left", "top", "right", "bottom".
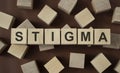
{"left": 11, "top": 28, "right": 111, "bottom": 45}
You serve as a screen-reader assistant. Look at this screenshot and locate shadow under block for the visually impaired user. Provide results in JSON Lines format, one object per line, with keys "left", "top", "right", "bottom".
{"left": 94, "top": 29, "right": 111, "bottom": 45}
{"left": 45, "top": 29, "right": 60, "bottom": 45}
{"left": 0, "top": 40, "right": 7, "bottom": 54}
{"left": 44, "top": 57, "right": 64, "bottom": 73}
{"left": 90, "top": 53, "right": 111, "bottom": 73}
{"left": 11, "top": 28, "right": 27, "bottom": 44}
{"left": 37, "top": 5, "right": 57, "bottom": 25}
{"left": 39, "top": 45, "right": 54, "bottom": 52}
{"left": 112, "top": 7, "right": 120, "bottom": 24}
{"left": 7, "top": 45, "right": 28, "bottom": 59}
{"left": 0, "top": 12, "right": 15, "bottom": 29}
{"left": 69, "top": 52, "right": 85, "bottom": 69}
{"left": 61, "top": 29, "right": 77, "bottom": 45}
{"left": 91, "top": 0, "right": 111, "bottom": 14}
{"left": 74, "top": 8, "right": 95, "bottom": 28}
{"left": 17, "top": 0, "right": 33, "bottom": 9}
{"left": 58, "top": 0, "right": 77, "bottom": 14}
{"left": 78, "top": 29, "right": 93, "bottom": 45}
{"left": 28, "top": 29, "right": 43, "bottom": 45}
{"left": 21, "top": 61, "right": 39, "bottom": 73}
{"left": 103, "top": 33, "right": 120, "bottom": 49}
{"left": 17, "top": 19, "right": 35, "bottom": 28}
{"left": 114, "top": 60, "right": 120, "bottom": 73}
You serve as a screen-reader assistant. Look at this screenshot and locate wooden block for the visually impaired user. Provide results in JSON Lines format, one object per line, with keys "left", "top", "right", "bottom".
{"left": 69, "top": 52, "right": 85, "bottom": 69}
{"left": 61, "top": 29, "right": 77, "bottom": 45}
{"left": 74, "top": 8, "right": 95, "bottom": 28}
{"left": 91, "top": 0, "right": 111, "bottom": 14}
{"left": 45, "top": 29, "right": 60, "bottom": 45}
{"left": 114, "top": 60, "right": 120, "bottom": 73}
{"left": 112, "top": 7, "right": 120, "bottom": 24}
{"left": 21, "top": 60, "right": 39, "bottom": 73}
{"left": 17, "top": 19, "right": 35, "bottom": 28}
{"left": 90, "top": 53, "right": 111, "bottom": 73}
{"left": 7, "top": 44, "right": 28, "bottom": 59}
{"left": 103, "top": 33, "right": 120, "bottom": 49}
{"left": 0, "top": 40, "right": 7, "bottom": 54}
{"left": 94, "top": 29, "right": 111, "bottom": 45}
{"left": 28, "top": 29, "right": 43, "bottom": 45}
{"left": 88, "top": 27, "right": 93, "bottom": 47}
{"left": 39, "top": 45, "right": 54, "bottom": 51}
{"left": 17, "top": 0, "right": 33, "bottom": 9}
{"left": 37, "top": 5, "right": 57, "bottom": 25}
{"left": 58, "top": 0, "right": 77, "bottom": 14}
{"left": 78, "top": 29, "right": 93, "bottom": 45}
{"left": 62, "top": 24, "right": 71, "bottom": 29}
{"left": 0, "top": 12, "right": 15, "bottom": 29}
{"left": 44, "top": 57, "right": 64, "bottom": 73}
{"left": 11, "top": 28, "right": 27, "bottom": 44}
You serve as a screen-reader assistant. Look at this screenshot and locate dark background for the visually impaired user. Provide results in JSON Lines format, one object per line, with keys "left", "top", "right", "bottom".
{"left": 0, "top": 0, "right": 120, "bottom": 73}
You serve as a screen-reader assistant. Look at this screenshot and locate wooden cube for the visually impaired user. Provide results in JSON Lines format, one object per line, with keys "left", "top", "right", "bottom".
{"left": 28, "top": 29, "right": 43, "bottom": 45}
{"left": 17, "top": 0, "right": 33, "bottom": 9}
{"left": 74, "top": 8, "right": 95, "bottom": 28}
{"left": 17, "top": 19, "right": 35, "bottom": 28}
{"left": 91, "top": 0, "right": 111, "bottom": 14}
{"left": 58, "top": 0, "right": 77, "bottom": 14}
{"left": 44, "top": 57, "right": 64, "bottom": 73}
{"left": 45, "top": 29, "right": 60, "bottom": 45}
{"left": 0, "top": 40, "right": 7, "bottom": 54}
{"left": 103, "top": 33, "right": 120, "bottom": 49}
{"left": 90, "top": 53, "right": 111, "bottom": 73}
{"left": 8, "top": 44, "right": 28, "bottom": 59}
{"left": 0, "top": 12, "right": 15, "bottom": 29}
{"left": 39, "top": 45, "right": 54, "bottom": 51}
{"left": 94, "top": 29, "right": 111, "bottom": 45}
{"left": 21, "top": 60, "right": 39, "bottom": 73}
{"left": 38, "top": 5, "right": 57, "bottom": 25}
{"left": 61, "top": 29, "right": 77, "bottom": 45}
{"left": 112, "top": 7, "right": 120, "bottom": 24}
{"left": 69, "top": 52, "right": 85, "bottom": 69}
{"left": 78, "top": 29, "right": 93, "bottom": 45}
{"left": 11, "top": 28, "right": 27, "bottom": 44}
{"left": 62, "top": 24, "right": 71, "bottom": 29}
{"left": 114, "top": 60, "right": 120, "bottom": 73}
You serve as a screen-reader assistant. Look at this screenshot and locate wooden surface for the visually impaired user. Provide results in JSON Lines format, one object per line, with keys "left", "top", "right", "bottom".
{"left": 0, "top": 0, "right": 120, "bottom": 73}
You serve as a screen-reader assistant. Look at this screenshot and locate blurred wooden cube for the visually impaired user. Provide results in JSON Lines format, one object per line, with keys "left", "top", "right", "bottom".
{"left": 62, "top": 24, "right": 71, "bottom": 29}
{"left": 91, "top": 53, "right": 111, "bottom": 73}
{"left": 39, "top": 45, "right": 54, "bottom": 52}
{"left": 112, "top": 7, "right": 120, "bottom": 24}
{"left": 17, "top": 0, "right": 33, "bottom": 9}
{"left": 38, "top": 5, "right": 57, "bottom": 25}
{"left": 0, "top": 40, "right": 7, "bottom": 54}
{"left": 8, "top": 44, "right": 28, "bottom": 59}
{"left": 114, "top": 60, "right": 120, "bottom": 73}
{"left": 58, "top": 0, "right": 77, "bottom": 14}
{"left": 0, "top": 12, "right": 15, "bottom": 29}
{"left": 69, "top": 52, "right": 85, "bottom": 69}
{"left": 44, "top": 57, "right": 64, "bottom": 73}
{"left": 17, "top": 19, "right": 35, "bottom": 28}
{"left": 74, "top": 8, "right": 95, "bottom": 28}
{"left": 91, "top": 0, "right": 111, "bottom": 14}
{"left": 21, "top": 60, "right": 39, "bottom": 73}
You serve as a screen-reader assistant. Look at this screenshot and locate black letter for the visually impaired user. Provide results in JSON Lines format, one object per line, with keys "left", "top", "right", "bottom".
{"left": 99, "top": 32, "right": 107, "bottom": 42}
{"left": 81, "top": 32, "right": 90, "bottom": 41}
{"left": 52, "top": 32, "right": 54, "bottom": 41}
{"left": 65, "top": 32, "right": 74, "bottom": 41}
{"left": 32, "top": 32, "right": 39, "bottom": 41}
{"left": 16, "top": 32, "right": 23, "bottom": 41}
